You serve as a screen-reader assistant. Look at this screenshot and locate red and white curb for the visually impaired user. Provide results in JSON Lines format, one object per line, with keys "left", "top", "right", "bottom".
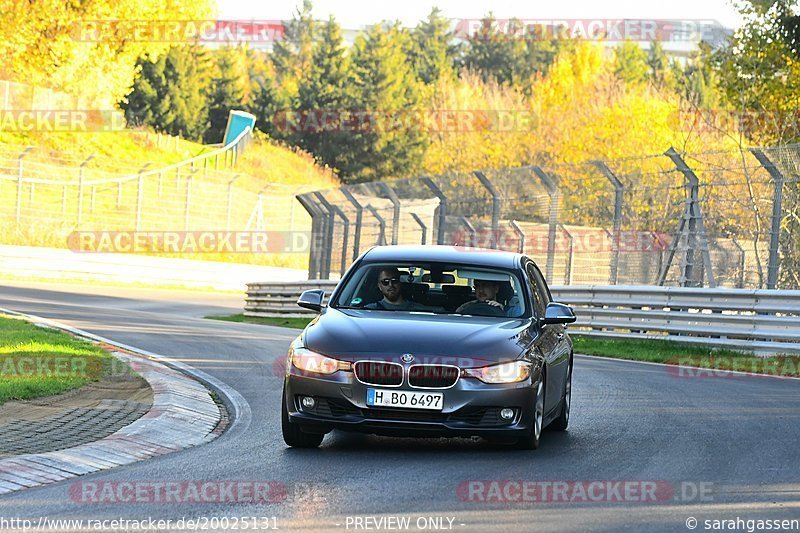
{"left": 0, "top": 310, "right": 250, "bottom": 496}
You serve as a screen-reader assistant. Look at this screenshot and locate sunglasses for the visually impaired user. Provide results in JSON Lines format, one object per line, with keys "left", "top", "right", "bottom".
{"left": 379, "top": 278, "right": 400, "bottom": 287}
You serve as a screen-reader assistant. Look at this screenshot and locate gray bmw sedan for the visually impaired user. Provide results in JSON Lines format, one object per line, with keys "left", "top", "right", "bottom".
{"left": 281, "top": 245, "right": 576, "bottom": 449}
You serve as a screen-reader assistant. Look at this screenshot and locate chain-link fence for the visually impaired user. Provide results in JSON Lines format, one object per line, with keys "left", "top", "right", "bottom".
{"left": 299, "top": 144, "right": 800, "bottom": 289}
{"left": 0, "top": 129, "right": 319, "bottom": 254}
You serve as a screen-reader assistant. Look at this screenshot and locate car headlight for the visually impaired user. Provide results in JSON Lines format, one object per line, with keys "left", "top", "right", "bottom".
{"left": 462, "top": 360, "right": 531, "bottom": 384}
{"left": 290, "top": 345, "right": 350, "bottom": 375}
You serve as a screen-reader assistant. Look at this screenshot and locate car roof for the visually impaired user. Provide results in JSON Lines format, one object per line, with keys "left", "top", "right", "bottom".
{"left": 362, "top": 245, "right": 523, "bottom": 269}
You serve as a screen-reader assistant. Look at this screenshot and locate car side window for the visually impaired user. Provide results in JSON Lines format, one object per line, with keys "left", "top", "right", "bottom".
{"left": 525, "top": 262, "right": 548, "bottom": 317}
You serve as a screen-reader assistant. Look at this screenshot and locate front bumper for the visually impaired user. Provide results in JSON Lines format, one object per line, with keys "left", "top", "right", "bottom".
{"left": 284, "top": 366, "right": 537, "bottom": 439}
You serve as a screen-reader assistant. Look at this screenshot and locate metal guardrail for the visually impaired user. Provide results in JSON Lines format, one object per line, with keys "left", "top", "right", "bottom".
{"left": 245, "top": 282, "right": 800, "bottom": 354}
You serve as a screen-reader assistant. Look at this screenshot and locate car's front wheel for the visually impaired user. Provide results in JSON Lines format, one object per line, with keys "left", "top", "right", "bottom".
{"left": 281, "top": 387, "right": 325, "bottom": 448}
{"left": 516, "top": 374, "right": 545, "bottom": 450}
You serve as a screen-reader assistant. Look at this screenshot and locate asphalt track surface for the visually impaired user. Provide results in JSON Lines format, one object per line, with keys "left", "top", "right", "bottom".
{"left": 0, "top": 281, "right": 798, "bottom": 532}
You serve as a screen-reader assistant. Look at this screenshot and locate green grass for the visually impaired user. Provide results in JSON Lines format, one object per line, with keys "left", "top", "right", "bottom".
{"left": 206, "top": 314, "right": 312, "bottom": 330}
{"left": 573, "top": 336, "right": 800, "bottom": 377}
{"left": 0, "top": 315, "right": 120, "bottom": 404}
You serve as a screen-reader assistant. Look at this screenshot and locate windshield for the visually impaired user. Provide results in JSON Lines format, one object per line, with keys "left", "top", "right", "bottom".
{"left": 332, "top": 262, "right": 527, "bottom": 318}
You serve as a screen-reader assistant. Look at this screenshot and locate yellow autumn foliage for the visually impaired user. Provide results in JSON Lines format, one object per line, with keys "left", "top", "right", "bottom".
{"left": 0, "top": 0, "right": 215, "bottom": 108}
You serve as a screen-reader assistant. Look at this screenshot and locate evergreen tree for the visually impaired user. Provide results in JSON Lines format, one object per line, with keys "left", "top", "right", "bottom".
{"left": 523, "top": 25, "right": 560, "bottom": 79}
{"left": 460, "top": 15, "right": 528, "bottom": 86}
{"left": 647, "top": 40, "right": 669, "bottom": 87}
{"left": 122, "top": 44, "right": 211, "bottom": 141}
{"left": 272, "top": 0, "right": 317, "bottom": 102}
{"left": 459, "top": 15, "right": 559, "bottom": 89}
{"left": 681, "top": 42, "right": 720, "bottom": 109}
{"left": 296, "top": 16, "right": 352, "bottom": 168}
{"left": 245, "top": 48, "right": 283, "bottom": 136}
{"left": 343, "top": 23, "right": 427, "bottom": 182}
{"left": 409, "top": 8, "right": 456, "bottom": 85}
{"left": 204, "top": 47, "right": 248, "bottom": 144}
{"left": 613, "top": 41, "right": 649, "bottom": 84}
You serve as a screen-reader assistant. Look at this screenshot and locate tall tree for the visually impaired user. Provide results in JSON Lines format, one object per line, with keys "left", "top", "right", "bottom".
{"left": 204, "top": 47, "right": 248, "bottom": 144}
{"left": 714, "top": 0, "right": 800, "bottom": 143}
{"left": 0, "top": 0, "right": 214, "bottom": 108}
{"left": 245, "top": 49, "right": 283, "bottom": 136}
{"left": 613, "top": 41, "right": 649, "bottom": 84}
{"left": 460, "top": 15, "right": 529, "bottom": 86}
{"left": 647, "top": 40, "right": 669, "bottom": 87}
{"left": 295, "top": 16, "right": 352, "bottom": 168}
{"left": 272, "top": 0, "right": 317, "bottom": 102}
{"left": 409, "top": 8, "right": 456, "bottom": 85}
{"left": 122, "top": 44, "right": 211, "bottom": 141}
{"left": 342, "top": 23, "right": 427, "bottom": 182}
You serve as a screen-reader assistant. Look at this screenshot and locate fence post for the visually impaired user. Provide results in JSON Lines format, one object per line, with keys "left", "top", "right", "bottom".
{"left": 135, "top": 163, "right": 152, "bottom": 232}
{"left": 473, "top": 171, "right": 501, "bottom": 249}
{"left": 421, "top": 177, "right": 447, "bottom": 244}
{"left": 460, "top": 217, "right": 476, "bottom": 247}
{"left": 410, "top": 213, "right": 427, "bottom": 245}
{"left": 226, "top": 174, "right": 240, "bottom": 231}
{"left": 750, "top": 149, "right": 784, "bottom": 289}
{"left": 380, "top": 183, "right": 401, "bottom": 245}
{"left": 661, "top": 148, "right": 716, "bottom": 288}
{"left": 341, "top": 188, "right": 364, "bottom": 261}
{"left": 61, "top": 185, "right": 68, "bottom": 214}
{"left": 559, "top": 223, "right": 574, "bottom": 285}
{"left": 77, "top": 154, "right": 95, "bottom": 228}
{"left": 315, "top": 193, "right": 350, "bottom": 276}
{"left": 365, "top": 205, "right": 387, "bottom": 246}
{"left": 184, "top": 169, "right": 197, "bottom": 231}
{"left": 509, "top": 220, "right": 525, "bottom": 253}
{"left": 531, "top": 166, "right": 559, "bottom": 284}
{"left": 591, "top": 160, "right": 624, "bottom": 285}
{"left": 15, "top": 147, "right": 33, "bottom": 224}
{"left": 296, "top": 193, "right": 324, "bottom": 279}
{"left": 314, "top": 192, "right": 336, "bottom": 278}
{"left": 116, "top": 181, "right": 123, "bottom": 208}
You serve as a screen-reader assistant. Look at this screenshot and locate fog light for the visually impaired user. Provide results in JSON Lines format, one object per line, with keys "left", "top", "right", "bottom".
{"left": 301, "top": 396, "right": 316, "bottom": 410}
{"left": 500, "top": 408, "right": 515, "bottom": 421}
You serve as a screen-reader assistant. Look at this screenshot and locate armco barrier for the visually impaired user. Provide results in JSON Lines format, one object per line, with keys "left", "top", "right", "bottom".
{"left": 245, "top": 283, "right": 800, "bottom": 354}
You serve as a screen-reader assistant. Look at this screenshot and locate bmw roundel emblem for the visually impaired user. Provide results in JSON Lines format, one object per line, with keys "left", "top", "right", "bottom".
{"left": 401, "top": 353, "right": 414, "bottom": 363}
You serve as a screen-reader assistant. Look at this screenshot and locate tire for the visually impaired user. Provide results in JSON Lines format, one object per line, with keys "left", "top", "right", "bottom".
{"left": 516, "top": 373, "right": 545, "bottom": 450}
{"left": 550, "top": 356, "right": 572, "bottom": 432}
{"left": 281, "top": 388, "right": 325, "bottom": 448}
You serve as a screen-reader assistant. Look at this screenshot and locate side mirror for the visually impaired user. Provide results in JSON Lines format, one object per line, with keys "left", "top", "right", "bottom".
{"left": 297, "top": 289, "right": 325, "bottom": 313}
{"left": 541, "top": 302, "right": 577, "bottom": 325}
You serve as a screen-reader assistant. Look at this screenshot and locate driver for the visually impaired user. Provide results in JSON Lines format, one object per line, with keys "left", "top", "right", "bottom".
{"left": 365, "top": 267, "right": 430, "bottom": 311}
{"left": 456, "top": 279, "right": 505, "bottom": 316}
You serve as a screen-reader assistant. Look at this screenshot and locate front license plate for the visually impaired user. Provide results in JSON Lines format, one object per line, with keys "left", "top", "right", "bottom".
{"left": 366, "top": 389, "right": 443, "bottom": 410}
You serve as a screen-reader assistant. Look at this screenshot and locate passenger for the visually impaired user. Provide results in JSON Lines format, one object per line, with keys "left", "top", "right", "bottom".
{"left": 456, "top": 279, "right": 505, "bottom": 316}
{"left": 364, "top": 268, "right": 430, "bottom": 311}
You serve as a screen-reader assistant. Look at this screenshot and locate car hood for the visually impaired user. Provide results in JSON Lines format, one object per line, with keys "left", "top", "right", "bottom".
{"left": 303, "top": 308, "right": 535, "bottom": 366}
